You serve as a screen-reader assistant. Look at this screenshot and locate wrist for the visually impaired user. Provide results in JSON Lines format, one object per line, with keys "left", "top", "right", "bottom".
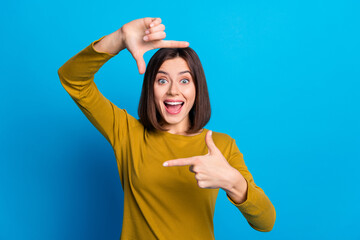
{"left": 93, "top": 28, "right": 126, "bottom": 55}
{"left": 116, "top": 27, "right": 126, "bottom": 51}
{"left": 108, "top": 28, "right": 126, "bottom": 54}
{"left": 223, "top": 168, "right": 248, "bottom": 204}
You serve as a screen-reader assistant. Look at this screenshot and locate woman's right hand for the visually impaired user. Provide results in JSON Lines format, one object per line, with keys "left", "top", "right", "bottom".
{"left": 94, "top": 17, "right": 189, "bottom": 74}
{"left": 122, "top": 17, "right": 189, "bottom": 74}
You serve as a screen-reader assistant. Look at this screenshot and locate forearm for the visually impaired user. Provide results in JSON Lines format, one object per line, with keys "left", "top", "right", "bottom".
{"left": 58, "top": 27, "right": 124, "bottom": 88}
{"left": 227, "top": 177, "right": 276, "bottom": 231}
{"left": 223, "top": 168, "right": 276, "bottom": 232}
{"left": 223, "top": 168, "right": 248, "bottom": 204}
{"left": 93, "top": 28, "right": 126, "bottom": 55}
{"left": 58, "top": 38, "right": 115, "bottom": 99}
{"left": 225, "top": 139, "right": 276, "bottom": 231}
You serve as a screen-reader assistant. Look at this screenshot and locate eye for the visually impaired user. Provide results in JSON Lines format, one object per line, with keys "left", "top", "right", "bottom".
{"left": 158, "top": 79, "right": 168, "bottom": 84}
{"left": 180, "top": 79, "right": 189, "bottom": 84}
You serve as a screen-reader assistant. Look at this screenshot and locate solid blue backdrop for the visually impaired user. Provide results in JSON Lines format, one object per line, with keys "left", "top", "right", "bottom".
{"left": 1, "top": 0, "right": 359, "bottom": 239}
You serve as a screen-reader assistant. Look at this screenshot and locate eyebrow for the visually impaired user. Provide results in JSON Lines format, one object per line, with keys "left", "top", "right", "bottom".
{"left": 157, "top": 70, "right": 191, "bottom": 75}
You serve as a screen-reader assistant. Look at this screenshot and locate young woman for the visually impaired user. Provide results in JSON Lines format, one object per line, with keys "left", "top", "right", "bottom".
{"left": 58, "top": 17, "right": 276, "bottom": 239}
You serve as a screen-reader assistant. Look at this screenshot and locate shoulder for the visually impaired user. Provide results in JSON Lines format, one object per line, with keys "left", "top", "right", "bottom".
{"left": 210, "top": 130, "right": 235, "bottom": 152}
{"left": 210, "top": 130, "right": 243, "bottom": 161}
{"left": 211, "top": 130, "right": 234, "bottom": 142}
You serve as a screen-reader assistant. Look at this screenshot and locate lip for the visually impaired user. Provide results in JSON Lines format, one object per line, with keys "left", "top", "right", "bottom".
{"left": 164, "top": 99, "right": 184, "bottom": 102}
{"left": 163, "top": 100, "right": 184, "bottom": 115}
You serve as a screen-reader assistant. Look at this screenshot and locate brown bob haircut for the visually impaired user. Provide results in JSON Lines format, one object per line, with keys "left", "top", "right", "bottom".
{"left": 138, "top": 47, "right": 211, "bottom": 134}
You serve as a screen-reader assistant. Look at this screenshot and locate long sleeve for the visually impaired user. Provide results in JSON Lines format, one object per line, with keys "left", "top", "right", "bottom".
{"left": 57, "top": 37, "right": 127, "bottom": 148}
{"left": 226, "top": 139, "right": 276, "bottom": 232}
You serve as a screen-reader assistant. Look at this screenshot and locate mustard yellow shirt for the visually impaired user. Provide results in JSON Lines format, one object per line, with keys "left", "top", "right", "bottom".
{"left": 58, "top": 38, "right": 276, "bottom": 239}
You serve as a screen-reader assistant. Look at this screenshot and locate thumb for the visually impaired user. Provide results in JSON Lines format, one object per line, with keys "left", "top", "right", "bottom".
{"left": 134, "top": 54, "right": 146, "bottom": 75}
{"left": 205, "top": 130, "right": 218, "bottom": 155}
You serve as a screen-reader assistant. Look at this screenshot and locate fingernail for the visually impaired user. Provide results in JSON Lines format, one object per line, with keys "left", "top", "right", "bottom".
{"left": 145, "top": 30, "right": 150, "bottom": 34}
{"left": 210, "top": 130, "right": 212, "bottom": 136}
{"left": 143, "top": 36, "right": 148, "bottom": 41}
{"left": 163, "top": 162, "right": 168, "bottom": 167}
{"left": 150, "top": 23, "right": 154, "bottom": 27}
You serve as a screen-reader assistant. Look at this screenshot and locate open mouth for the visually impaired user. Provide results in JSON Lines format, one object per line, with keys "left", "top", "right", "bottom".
{"left": 164, "top": 101, "right": 184, "bottom": 114}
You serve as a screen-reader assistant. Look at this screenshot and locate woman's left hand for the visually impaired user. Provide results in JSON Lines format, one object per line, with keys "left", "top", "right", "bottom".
{"left": 163, "top": 131, "right": 243, "bottom": 191}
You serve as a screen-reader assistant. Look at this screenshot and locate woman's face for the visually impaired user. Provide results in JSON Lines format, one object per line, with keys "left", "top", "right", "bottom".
{"left": 154, "top": 57, "right": 196, "bottom": 132}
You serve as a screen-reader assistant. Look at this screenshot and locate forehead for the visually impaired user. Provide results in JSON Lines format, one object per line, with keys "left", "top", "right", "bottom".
{"left": 157, "top": 57, "right": 190, "bottom": 74}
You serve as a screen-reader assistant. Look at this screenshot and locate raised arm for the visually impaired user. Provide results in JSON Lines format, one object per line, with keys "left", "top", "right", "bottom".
{"left": 57, "top": 17, "right": 189, "bottom": 147}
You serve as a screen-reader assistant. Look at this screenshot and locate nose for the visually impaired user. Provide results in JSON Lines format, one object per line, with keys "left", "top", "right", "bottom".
{"left": 167, "top": 81, "right": 179, "bottom": 96}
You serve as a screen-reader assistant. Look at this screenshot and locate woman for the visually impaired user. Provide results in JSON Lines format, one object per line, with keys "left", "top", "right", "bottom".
{"left": 58, "top": 17, "right": 276, "bottom": 239}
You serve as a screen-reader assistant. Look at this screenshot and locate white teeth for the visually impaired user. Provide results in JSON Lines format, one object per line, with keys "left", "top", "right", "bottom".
{"left": 164, "top": 101, "right": 183, "bottom": 105}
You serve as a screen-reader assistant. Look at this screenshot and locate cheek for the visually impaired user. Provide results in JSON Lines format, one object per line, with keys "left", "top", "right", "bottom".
{"left": 185, "top": 85, "right": 196, "bottom": 103}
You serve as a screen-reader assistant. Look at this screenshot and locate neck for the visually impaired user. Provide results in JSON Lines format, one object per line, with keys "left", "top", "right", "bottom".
{"left": 162, "top": 118, "right": 191, "bottom": 135}
{"left": 163, "top": 123, "right": 203, "bottom": 136}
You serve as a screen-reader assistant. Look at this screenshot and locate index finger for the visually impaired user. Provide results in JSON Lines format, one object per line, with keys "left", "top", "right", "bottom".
{"left": 155, "top": 40, "right": 190, "bottom": 49}
{"left": 163, "top": 157, "right": 196, "bottom": 167}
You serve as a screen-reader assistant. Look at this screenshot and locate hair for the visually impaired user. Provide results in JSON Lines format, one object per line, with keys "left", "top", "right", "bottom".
{"left": 138, "top": 47, "right": 211, "bottom": 134}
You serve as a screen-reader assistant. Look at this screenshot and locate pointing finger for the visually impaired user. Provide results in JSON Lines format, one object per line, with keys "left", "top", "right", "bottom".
{"left": 163, "top": 157, "right": 197, "bottom": 167}
{"left": 154, "top": 40, "right": 190, "bottom": 49}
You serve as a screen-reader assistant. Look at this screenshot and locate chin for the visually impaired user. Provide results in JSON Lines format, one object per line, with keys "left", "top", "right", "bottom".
{"left": 160, "top": 110, "right": 189, "bottom": 127}
{"left": 162, "top": 115, "right": 186, "bottom": 126}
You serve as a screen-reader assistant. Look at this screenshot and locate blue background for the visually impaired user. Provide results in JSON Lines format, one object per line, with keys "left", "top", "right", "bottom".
{"left": 1, "top": 0, "right": 359, "bottom": 239}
